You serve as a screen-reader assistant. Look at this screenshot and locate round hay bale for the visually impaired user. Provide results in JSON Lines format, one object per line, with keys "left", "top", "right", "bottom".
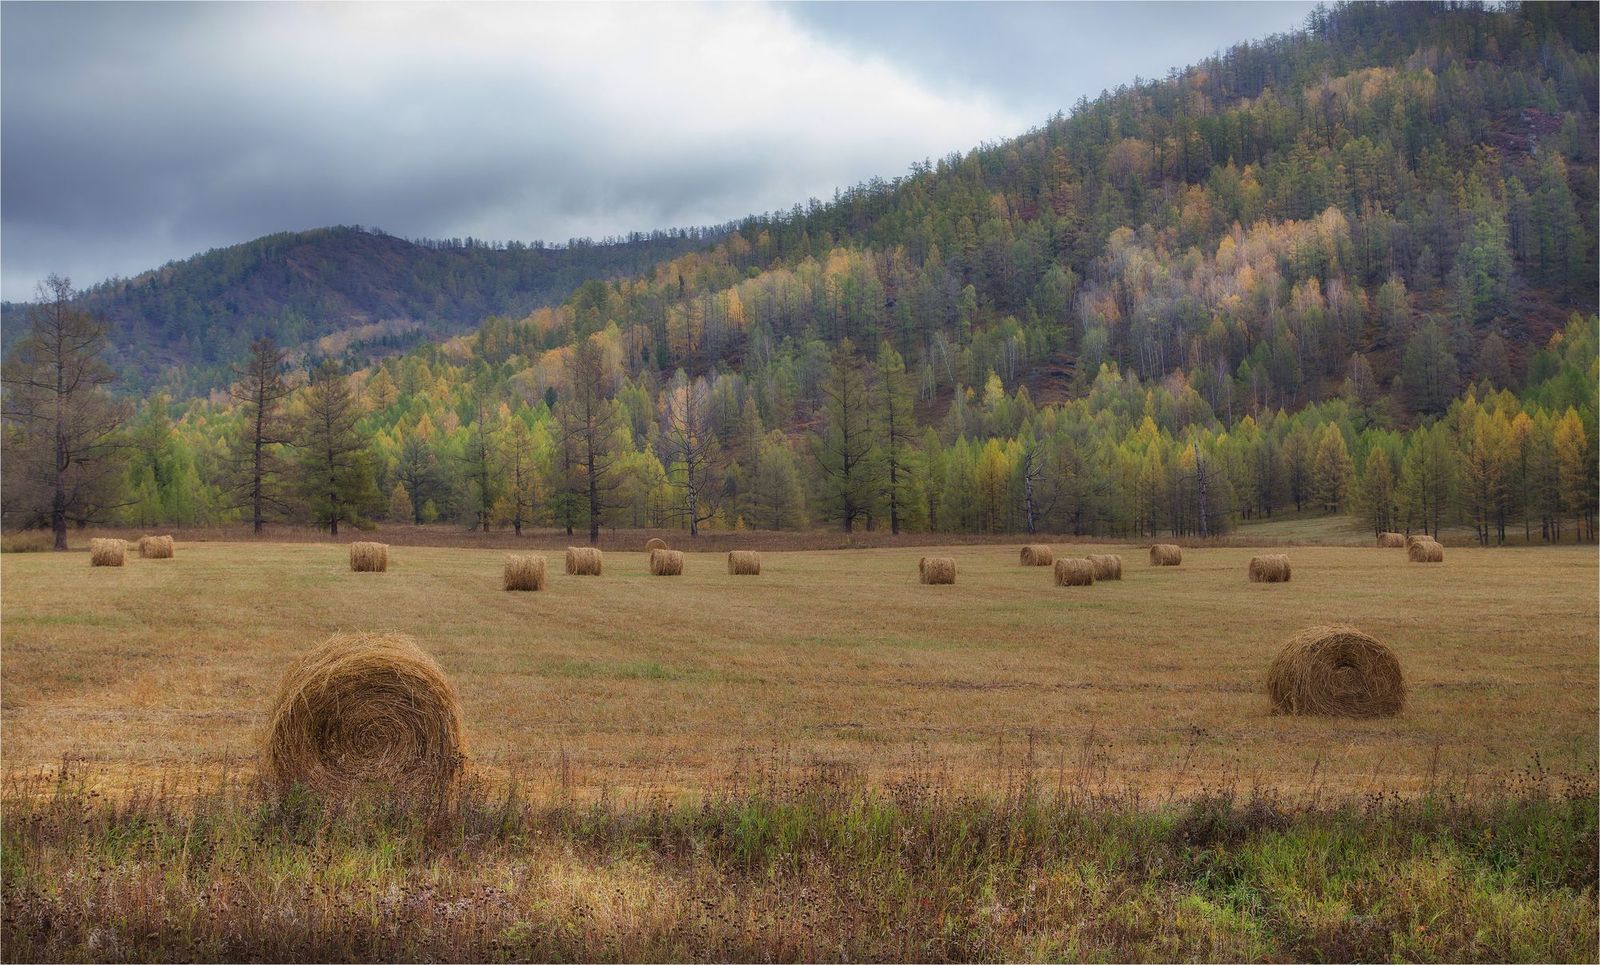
{"left": 1248, "top": 554, "right": 1291, "bottom": 583}
{"left": 1019, "top": 544, "right": 1054, "bottom": 566}
{"left": 1087, "top": 554, "right": 1122, "bottom": 581}
{"left": 919, "top": 556, "right": 956, "bottom": 585}
{"left": 349, "top": 541, "right": 388, "bottom": 572}
{"left": 565, "top": 546, "right": 603, "bottom": 575}
{"left": 1149, "top": 543, "right": 1182, "bottom": 566}
{"left": 1407, "top": 539, "right": 1444, "bottom": 563}
{"left": 503, "top": 554, "right": 547, "bottom": 591}
{"left": 649, "top": 548, "right": 684, "bottom": 576}
{"left": 261, "top": 632, "right": 466, "bottom": 799}
{"left": 1376, "top": 532, "right": 1405, "bottom": 548}
{"left": 1054, "top": 557, "right": 1094, "bottom": 586}
{"left": 1403, "top": 532, "right": 1430, "bottom": 547}
{"left": 644, "top": 537, "right": 668, "bottom": 552}
{"left": 727, "top": 550, "right": 761, "bottom": 575}
{"left": 89, "top": 538, "right": 126, "bottom": 567}
{"left": 138, "top": 534, "right": 174, "bottom": 559}
{"left": 1267, "top": 625, "right": 1406, "bottom": 718}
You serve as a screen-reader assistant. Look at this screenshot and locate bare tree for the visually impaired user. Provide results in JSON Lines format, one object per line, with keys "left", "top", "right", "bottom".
{"left": 226, "top": 337, "right": 293, "bottom": 534}
{"left": 661, "top": 372, "right": 724, "bottom": 536}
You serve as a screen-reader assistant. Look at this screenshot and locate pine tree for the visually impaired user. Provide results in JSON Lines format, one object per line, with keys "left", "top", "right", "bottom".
{"left": 295, "top": 361, "right": 379, "bottom": 535}
{"left": 226, "top": 337, "right": 293, "bottom": 534}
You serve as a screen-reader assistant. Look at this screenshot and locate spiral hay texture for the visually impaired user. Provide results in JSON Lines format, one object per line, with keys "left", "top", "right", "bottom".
{"left": 137, "top": 535, "right": 175, "bottom": 559}
{"left": 1377, "top": 532, "right": 1406, "bottom": 547}
{"left": 503, "top": 554, "right": 547, "bottom": 591}
{"left": 727, "top": 550, "right": 761, "bottom": 575}
{"left": 1248, "top": 554, "right": 1292, "bottom": 583}
{"left": 565, "top": 546, "right": 603, "bottom": 575}
{"left": 1149, "top": 544, "right": 1183, "bottom": 566}
{"left": 644, "top": 537, "right": 668, "bottom": 552}
{"left": 349, "top": 542, "right": 388, "bottom": 572}
{"left": 919, "top": 556, "right": 956, "bottom": 584}
{"left": 1019, "top": 544, "right": 1054, "bottom": 566}
{"left": 1408, "top": 539, "right": 1444, "bottom": 563}
{"left": 261, "top": 632, "right": 467, "bottom": 799}
{"left": 1267, "top": 625, "right": 1406, "bottom": 718}
{"left": 1054, "top": 558, "right": 1095, "bottom": 586}
{"left": 1087, "top": 554, "right": 1122, "bottom": 581}
{"left": 649, "top": 548, "right": 685, "bottom": 576}
{"left": 89, "top": 538, "right": 126, "bottom": 567}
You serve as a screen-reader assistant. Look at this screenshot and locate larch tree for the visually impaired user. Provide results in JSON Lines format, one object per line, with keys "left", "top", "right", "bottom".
{"left": 811, "top": 343, "right": 878, "bottom": 532}
{"left": 227, "top": 336, "right": 293, "bottom": 535}
{"left": 556, "top": 336, "right": 623, "bottom": 544}
{"left": 661, "top": 372, "right": 724, "bottom": 536}
{"left": 295, "top": 360, "right": 379, "bottom": 535}
{"left": 873, "top": 341, "right": 917, "bottom": 535}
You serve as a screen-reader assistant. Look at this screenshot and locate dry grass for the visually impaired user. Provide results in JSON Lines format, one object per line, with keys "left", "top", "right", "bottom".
{"left": 260, "top": 632, "right": 466, "bottom": 799}
{"left": 1409, "top": 539, "right": 1445, "bottom": 563}
{"left": 649, "top": 548, "right": 685, "bottom": 576}
{"left": 1267, "top": 625, "right": 1407, "bottom": 718}
{"left": 349, "top": 541, "right": 388, "bottom": 572}
{"left": 727, "top": 550, "right": 761, "bottom": 575}
{"left": 1149, "top": 543, "right": 1182, "bottom": 565}
{"left": 503, "top": 554, "right": 547, "bottom": 591}
{"left": 1053, "top": 557, "right": 1095, "bottom": 586}
{"left": 138, "top": 535, "right": 175, "bottom": 559}
{"left": 1087, "top": 554, "right": 1123, "bottom": 581}
{"left": 566, "top": 546, "right": 603, "bottom": 575}
{"left": 918, "top": 556, "right": 956, "bottom": 584}
{"left": 88, "top": 538, "right": 125, "bottom": 567}
{"left": 1019, "top": 544, "right": 1054, "bottom": 566}
{"left": 1249, "top": 554, "right": 1292, "bottom": 583}
{"left": 645, "top": 537, "right": 668, "bottom": 552}
{"left": 1378, "top": 532, "right": 1406, "bottom": 547}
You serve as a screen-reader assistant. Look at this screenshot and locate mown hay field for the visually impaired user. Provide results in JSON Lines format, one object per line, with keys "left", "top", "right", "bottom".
{"left": 1, "top": 540, "right": 1595, "bottom": 796}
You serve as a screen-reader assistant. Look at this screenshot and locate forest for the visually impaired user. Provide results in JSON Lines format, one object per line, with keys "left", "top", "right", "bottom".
{"left": 3, "top": 1, "right": 1596, "bottom": 546}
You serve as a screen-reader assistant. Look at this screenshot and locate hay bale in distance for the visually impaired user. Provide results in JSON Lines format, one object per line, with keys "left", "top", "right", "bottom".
{"left": 89, "top": 538, "right": 126, "bottom": 567}
{"left": 503, "top": 554, "right": 547, "bottom": 591}
{"left": 1248, "top": 554, "right": 1292, "bottom": 583}
{"left": 644, "top": 537, "right": 668, "bottom": 552}
{"left": 1404, "top": 532, "right": 1431, "bottom": 547}
{"left": 349, "top": 541, "right": 389, "bottom": 572}
{"left": 1054, "top": 557, "right": 1095, "bottom": 586}
{"left": 1377, "top": 532, "right": 1405, "bottom": 548}
{"left": 650, "top": 548, "right": 685, "bottom": 576}
{"left": 919, "top": 556, "right": 956, "bottom": 584}
{"left": 727, "top": 550, "right": 761, "bottom": 575}
{"left": 1407, "top": 539, "right": 1444, "bottom": 563}
{"left": 1087, "top": 554, "right": 1122, "bottom": 581}
{"left": 1149, "top": 544, "right": 1183, "bottom": 566}
{"left": 261, "top": 632, "right": 466, "bottom": 799}
{"left": 1019, "top": 544, "right": 1054, "bottom": 566}
{"left": 565, "top": 546, "right": 603, "bottom": 576}
{"left": 138, "top": 534, "right": 175, "bottom": 559}
{"left": 1267, "top": 625, "right": 1406, "bottom": 718}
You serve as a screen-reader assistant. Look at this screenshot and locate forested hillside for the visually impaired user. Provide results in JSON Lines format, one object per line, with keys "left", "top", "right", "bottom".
{"left": 4, "top": 1, "right": 1596, "bottom": 545}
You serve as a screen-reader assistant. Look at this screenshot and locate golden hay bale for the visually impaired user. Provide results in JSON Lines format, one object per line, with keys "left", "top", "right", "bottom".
{"left": 261, "top": 632, "right": 466, "bottom": 799}
{"left": 1248, "top": 554, "right": 1292, "bottom": 583}
{"left": 1087, "top": 554, "right": 1122, "bottom": 581}
{"left": 1403, "top": 532, "right": 1430, "bottom": 547}
{"left": 1149, "top": 543, "right": 1182, "bottom": 566}
{"left": 349, "top": 541, "right": 388, "bottom": 572}
{"left": 1407, "top": 538, "right": 1444, "bottom": 563}
{"left": 727, "top": 550, "right": 761, "bottom": 575}
{"left": 503, "top": 554, "right": 547, "bottom": 591}
{"left": 88, "top": 538, "right": 126, "bottom": 567}
{"left": 1054, "top": 557, "right": 1095, "bottom": 586}
{"left": 1377, "top": 532, "right": 1405, "bottom": 548}
{"left": 919, "top": 556, "right": 956, "bottom": 585}
{"left": 138, "top": 534, "right": 175, "bottom": 559}
{"left": 1019, "top": 544, "right": 1054, "bottom": 566}
{"left": 565, "top": 546, "right": 603, "bottom": 576}
{"left": 650, "top": 548, "right": 685, "bottom": 576}
{"left": 1267, "top": 625, "right": 1406, "bottom": 718}
{"left": 644, "top": 537, "right": 668, "bottom": 552}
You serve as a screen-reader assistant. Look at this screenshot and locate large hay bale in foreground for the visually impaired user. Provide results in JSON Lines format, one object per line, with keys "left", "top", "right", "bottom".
{"left": 1054, "top": 558, "right": 1095, "bottom": 586}
{"left": 1248, "top": 554, "right": 1292, "bottom": 583}
{"left": 565, "top": 546, "right": 603, "bottom": 575}
{"left": 1377, "top": 532, "right": 1405, "bottom": 548}
{"left": 1408, "top": 539, "right": 1444, "bottom": 563}
{"left": 1267, "top": 625, "right": 1406, "bottom": 718}
{"left": 1087, "top": 554, "right": 1122, "bottom": 581}
{"left": 89, "top": 538, "right": 126, "bottom": 567}
{"left": 727, "top": 550, "right": 761, "bottom": 575}
{"left": 261, "top": 632, "right": 466, "bottom": 799}
{"left": 650, "top": 548, "right": 684, "bottom": 576}
{"left": 137, "top": 535, "right": 175, "bottom": 559}
{"left": 919, "top": 556, "right": 956, "bottom": 585}
{"left": 503, "top": 554, "right": 547, "bottom": 591}
{"left": 644, "top": 537, "right": 668, "bottom": 552}
{"left": 1019, "top": 544, "right": 1054, "bottom": 566}
{"left": 1149, "top": 543, "right": 1182, "bottom": 566}
{"left": 349, "top": 541, "right": 388, "bottom": 572}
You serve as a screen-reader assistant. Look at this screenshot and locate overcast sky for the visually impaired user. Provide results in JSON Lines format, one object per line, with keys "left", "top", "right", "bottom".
{"left": 1, "top": 1, "right": 1317, "bottom": 300}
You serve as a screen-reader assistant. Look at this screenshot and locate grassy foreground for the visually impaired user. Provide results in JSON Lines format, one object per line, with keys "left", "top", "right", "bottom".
{"left": 2, "top": 766, "right": 1595, "bottom": 962}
